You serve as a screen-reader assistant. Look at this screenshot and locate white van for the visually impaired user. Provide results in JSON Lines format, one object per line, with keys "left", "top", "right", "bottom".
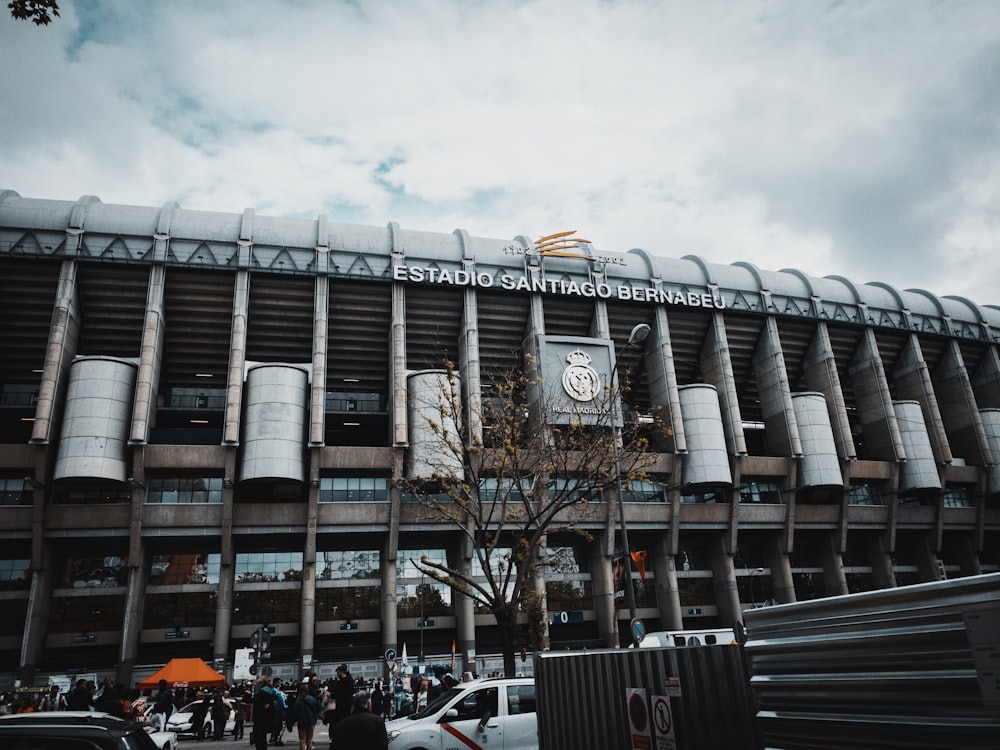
{"left": 638, "top": 628, "right": 737, "bottom": 648}
{"left": 385, "top": 676, "right": 536, "bottom": 750}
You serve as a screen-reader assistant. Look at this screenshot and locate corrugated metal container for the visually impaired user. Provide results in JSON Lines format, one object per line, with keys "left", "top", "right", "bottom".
{"left": 743, "top": 573, "right": 1000, "bottom": 749}
{"left": 535, "top": 644, "right": 759, "bottom": 750}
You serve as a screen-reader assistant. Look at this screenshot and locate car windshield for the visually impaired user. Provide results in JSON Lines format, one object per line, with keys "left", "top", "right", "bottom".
{"left": 407, "top": 687, "right": 464, "bottom": 720}
{"left": 179, "top": 701, "right": 204, "bottom": 712}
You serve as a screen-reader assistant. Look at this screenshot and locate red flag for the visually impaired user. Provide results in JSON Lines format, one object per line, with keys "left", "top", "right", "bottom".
{"left": 630, "top": 550, "right": 648, "bottom": 580}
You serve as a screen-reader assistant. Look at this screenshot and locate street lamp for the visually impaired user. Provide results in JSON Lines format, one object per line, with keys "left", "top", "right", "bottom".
{"left": 613, "top": 323, "right": 651, "bottom": 628}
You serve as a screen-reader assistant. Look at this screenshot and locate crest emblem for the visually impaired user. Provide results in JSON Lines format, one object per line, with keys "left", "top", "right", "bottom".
{"left": 562, "top": 348, "right": 601, "bottom": 402}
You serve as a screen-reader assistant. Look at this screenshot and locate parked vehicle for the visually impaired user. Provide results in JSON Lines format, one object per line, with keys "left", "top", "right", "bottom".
{"left": 0, "top": 710, "right": 176, "bottom": 750}
{"left": 638, "top": 627, "right": 736, "bottom": 648}
{"left": 385, "top": 677, "right": 536, "bottom": 750}
{"left": 165, "top": 698, "right": 236, "bottom": 739}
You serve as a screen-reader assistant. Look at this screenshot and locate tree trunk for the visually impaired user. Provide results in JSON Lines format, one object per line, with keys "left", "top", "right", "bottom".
{"left": 493, "top": 605, "right": 519, "bottom": 677}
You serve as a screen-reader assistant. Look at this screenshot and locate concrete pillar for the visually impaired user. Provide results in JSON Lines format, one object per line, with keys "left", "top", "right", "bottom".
{"left": 932, "top": 341, "right": 992, "bottom": 465}
{"left": 454, "top": 552, "right": 476, "bottom": 675}
{"left": 708, "top": 534, "right": 742, "bottom": 629}
{"left": 223, "top": 270, "right": 250, "bottom": 445}
{"left": 803, "top": 322, "right": 856, "bottom": 459}
{"left": 129, "top": 264, "right": 166, "bottom": 445}
{"left": 300, "top": 452, "right": 320, "bottom": 671}
{"left": 893, "top": 335, "right": 952, "bottom": 464}
{"left": 589, "top": 532, "right": 616, "bottom": 648}
{"left": 650, "top": 535, "right": 683, "bottom": 630}
{"left": 848, "top": 329, "right": 904, "bottom": 461}
{"left": 380, "top": 538, "right": 399, "bottom": 681}
{"left": 117, "top": 544, "right": 149, "bottom": 686}
{"left": 31, "top": 261, "right": 80, "bottom": 445}
{"left": 820, "top": 534, "right": 849, "bottom": 596}
{"left": 645, "top": 293, "right": 685, "bottom": 453}
{"left": 753, "top": 317, "right": 801, "bottom": 457}
{"left": 309, "top": 275, "right": 329, "bottom": 447}
{"left": 700, "top": 312, "right": 747, "bottom": 456}
{"left": 763, "top": 534, "right": 795, "bottom": 605}
{"left": 865, "top": 533, "right": 896, "bottom": 589}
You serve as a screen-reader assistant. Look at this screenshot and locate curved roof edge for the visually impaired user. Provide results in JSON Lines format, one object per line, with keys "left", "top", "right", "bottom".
{"left": 1, "top": 189, "right": 997, "bottom": 337}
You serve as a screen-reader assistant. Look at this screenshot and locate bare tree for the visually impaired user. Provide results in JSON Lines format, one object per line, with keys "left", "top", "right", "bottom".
{"left": 397, "top": 358, "right": 656, "bottom": 676}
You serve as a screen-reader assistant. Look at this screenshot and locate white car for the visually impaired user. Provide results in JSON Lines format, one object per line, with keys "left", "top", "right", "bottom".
{"left": 165, "top": 699, "right": 236, "bottom": 739}
{"left": 385, "top": 677, "right": 536, "bottom": 750}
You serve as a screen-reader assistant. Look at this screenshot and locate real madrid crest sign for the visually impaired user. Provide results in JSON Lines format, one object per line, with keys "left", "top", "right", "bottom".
{"left": 562, "top": 348, "right": 601, "bottom": 402}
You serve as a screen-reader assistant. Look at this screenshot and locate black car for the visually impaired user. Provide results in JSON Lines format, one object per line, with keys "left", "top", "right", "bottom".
{"left": 0, "top": 710, "right": 160, "bottom": 750}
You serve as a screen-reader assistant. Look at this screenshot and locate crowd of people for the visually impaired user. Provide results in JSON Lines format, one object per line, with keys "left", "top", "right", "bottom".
{"left": 1, "top": 662, "right": 476, "bottom": 750}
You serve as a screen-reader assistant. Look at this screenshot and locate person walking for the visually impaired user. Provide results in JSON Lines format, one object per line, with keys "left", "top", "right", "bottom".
{"left": 288, "top": 684, "right": 321, "bottom": 750}
{"left": 331, "top": 692, "right": 388, "bottom": 750}
{"left": 211, "top": 688, "right": 232, "bottom": 741}
{"left": 251, "top": 678, "right": 275, "bottom": 750}
{"left": 327, "top": 664, "right": 354, "bottom": 736}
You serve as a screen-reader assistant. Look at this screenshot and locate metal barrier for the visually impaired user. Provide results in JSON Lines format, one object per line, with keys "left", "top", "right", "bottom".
{"left": 535, "top": 644, "right": 759, "bottom": 750}
{"left": 743, "top": 573, "right": 1000, "bottom": 749}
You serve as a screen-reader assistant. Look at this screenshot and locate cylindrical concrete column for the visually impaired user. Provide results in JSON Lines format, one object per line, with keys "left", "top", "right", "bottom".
{"left": 893, "top": 400, "right": 941, "bottom": 493}
{"left": 406, "top": 370, "right": 464, "bottom": 481}
{"left": 980, "top": 409, "right": 1000, "bottom": 495}
{"left": 54, "top": 356, "right": 138, "bottom": 482}
{"left": 241, "top": 364, "right": 308, "bottom": 482}
{"left": 792, "top": 392, "right": 843, "bottom": 488}
{"left": 678, "top": 384, "right": 732, "bottom": 488}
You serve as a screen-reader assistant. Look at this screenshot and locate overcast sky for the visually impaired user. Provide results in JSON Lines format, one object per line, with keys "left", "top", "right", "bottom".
{"left": 3, "top": 0, "right": 998, "bottom": 304}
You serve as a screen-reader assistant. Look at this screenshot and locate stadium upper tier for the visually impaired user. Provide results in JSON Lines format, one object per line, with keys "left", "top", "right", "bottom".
{"left": 1, "top": 189, "right": 997, "bottom": 341}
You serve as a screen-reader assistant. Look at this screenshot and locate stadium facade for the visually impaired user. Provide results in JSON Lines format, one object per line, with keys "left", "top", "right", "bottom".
{"left": 0, "top": 189, "right": 998, "bottom": 687}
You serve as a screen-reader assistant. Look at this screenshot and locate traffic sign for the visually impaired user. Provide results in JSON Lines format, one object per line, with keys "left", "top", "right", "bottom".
{"left": 385, "top": 648, "right": 397, "bottom": 662}
{"left": 626, "top": 688, "right": 652, "bottom": 749}
{"left": 630, "top": 617, "right": 646, "bottom": 646}
{"left": 651, "top": 694, "right": 677, "bottom": 749}
{"left": 249, "top": 628, "right": 272, "bottom": 650}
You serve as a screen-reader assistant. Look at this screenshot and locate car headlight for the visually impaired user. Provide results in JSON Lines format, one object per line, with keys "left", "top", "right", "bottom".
{"left": 387, "top": 729, "right": 400, "bottom": 744}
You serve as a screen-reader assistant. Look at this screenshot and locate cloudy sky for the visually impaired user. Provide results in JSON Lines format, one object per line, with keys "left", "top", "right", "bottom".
{"left": 3, "top": 0, "right": 998, "bottom": 303}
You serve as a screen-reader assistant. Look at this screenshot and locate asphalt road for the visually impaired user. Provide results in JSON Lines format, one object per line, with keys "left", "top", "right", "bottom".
{"left": 175, "top": 724, "right": 332, "bottom": 750}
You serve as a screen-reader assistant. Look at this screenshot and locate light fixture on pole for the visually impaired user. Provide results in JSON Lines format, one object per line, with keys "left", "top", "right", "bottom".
{"left": 613, "top": 323, "right": 651, "bottom": 628}
{"left": 750, "top": 567, "right": 765, "bottom": 608}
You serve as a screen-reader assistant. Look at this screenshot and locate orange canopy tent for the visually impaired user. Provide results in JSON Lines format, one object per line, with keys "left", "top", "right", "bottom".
{"left": 136, "top": 658, "right": 227, "bottom": 689}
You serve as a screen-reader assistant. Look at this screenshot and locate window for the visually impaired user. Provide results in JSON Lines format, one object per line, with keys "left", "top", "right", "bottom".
{"left": 59, "top": 555, "right": 128, "bottom": 588}
{"left": 397, "top": 549, "right": 452, "bottom": 614}
{"left": 680, "top": 489, "right": 726, "bottom": 503}
{"left": 0, "top": 478, "right": 32, "bottom": 506}
{"left": 318, "top": 477, "right": 388, "bottom": 502}
{"left": 623, "top": 479, "right": 667, "bottom": 503}
{"left": 479, "top": 477, "right": 531, "bottom": 503}
{"left": 545, "top": 580, "right": 592, "bottom": 612}
{"left": 318, "top": 550, "right": 380, "bottom": 580}
{"left": 147, "top": 477, "right": 223, "bottom": 504}
{"left": 506, "top": 684, "right": 536, "bottom": 715}
{"left": 739, "top": 481, "right": 781, "bottom": 504}
{"left": 942, "top": 487, "right": 971, "bottom": 508}
{"left": 52, "top": 481, "right": 131, "bottom": 505}
{"left": 235, "top": 552, "right": 303, "bottom": 583}
{"left": 148, "top": 553, "right": 220, "bottom": 585}
{"left": 317, "top": 586, "right": 382, "bottom": 621}
{"left": 848, "top": 483, "right": 883, "bottom": 506}
{"left": 326, "top": 391, "right": 384, "bottom": 412}
{"left": 0, "top": 558, "right": 30, "bottom": 589}
{"left": 454, "top": 688, "right": 498, "bottom": 723}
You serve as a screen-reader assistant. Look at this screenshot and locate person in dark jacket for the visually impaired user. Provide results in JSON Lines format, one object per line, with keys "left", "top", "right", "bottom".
{"left": 288, "top": 684, "right": 321, "bottom": 750}
{"left": 332, "top": 692, "right": 387, "bottom": 750}
{"left": 327, "top": 664, "right": 354, "bottom": 731}
{"left": 65, "top": 679, "right": 93, "bottom": 711}
{"left": 251, "top": 678, "right": 275, "bottom": 750}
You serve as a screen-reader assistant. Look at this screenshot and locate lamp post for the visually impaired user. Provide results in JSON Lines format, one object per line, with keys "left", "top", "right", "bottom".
{"left": 613, "top": 323, "right": 650, "bottom": 627}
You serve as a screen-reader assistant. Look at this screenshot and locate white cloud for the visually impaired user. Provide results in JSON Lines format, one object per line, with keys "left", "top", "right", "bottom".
{"left": 2, "top": 0, "right": 998, "bottom": 302}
